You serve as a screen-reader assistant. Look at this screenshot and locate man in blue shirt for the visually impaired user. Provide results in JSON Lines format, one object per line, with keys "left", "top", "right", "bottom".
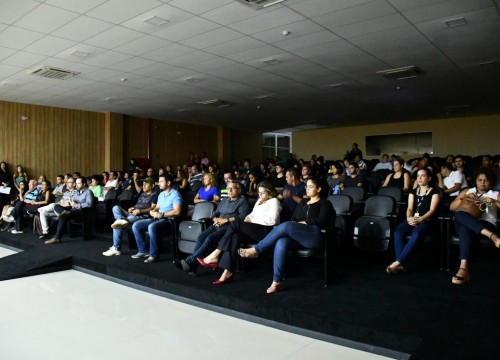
{"left": 45, "top": 177, "right": 93, "bottom": 244}
{"left": 131, "top": 174, "right": 182, "bottom": 263}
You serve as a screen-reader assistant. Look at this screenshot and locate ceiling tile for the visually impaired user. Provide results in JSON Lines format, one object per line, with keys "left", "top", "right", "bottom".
{"left": 114, "top": 36, "right": 172, "bottom": 56}
{"left": 0, "top": 47, "right": 18, "bottom": 61}
{"left": 51, "top": 16, "right": 114, "bottom": 42}
{"left": 401, "top": 0, "right": 493, "bottom": 23}
{"left": 201, "top": 2, "right": 262, "bottom": 26}
{"left": 168, "top": 0, "right": 233, "bottom": 15}
{"left": 333, "top": 14, "right": 410, "bottom": 38}
{"left": 13, "top": 3, "right": 80, "bottom": 33}
{"left": 289, "top": 0, "right": 375, "bottom": 18}
{"left": 252, "top": 19, "right": 324, "bottom": 44}
{"left": 110, "top": 57, "right": 157, "bottom": 72}
{"left": 164, "top": 51, "right": 218, "bottom": 67}
{"left": 229, "top": 7, "right": 305, "bottom": 35}
{"left": 179, "top": 27, "right": 245, "bottom": 50}
{"left": 184, "top": 57, "right": 238, "bottom": 72}
{"left": 81, "top": 50, "right": 132, "bottom": 67}
{"left": 230, "top": 45, "right": 284, "bottom": 63}
{"left": 84, "top": 26, "right": 144, "bottom": 49}
{"left": 0, "top": 26, "right": 45, "bottom": 50}
{"left": 313, "top": 0, "right": 396, "bottom": 30}
{"left": 0, "top": 64, "right": 23, "bottom": 78}
{"left": 142, "top": 43, "right": 196, "bottom": 62}
{"left": 0, "top": 0, "right": 38, "bottom": 25}
{"left": 2, "top": 51, "right": 48, "bottom": 68}
{"left": 23, "top": 35, "right": 77, "bottom": 56}
{"left": 153, "top": 16, "right": 220, "bottom": 42}
{"left": 45, "top": 0, "right": 107, "bottom": 13}
{"left": 274, "top": 30, "right": 341, "bottom": 51}
{"left": 204, "top": 37, "right": 265, "bottom": 57}
{"left": 86, "top": 0, "right": 163, "bottom": 24}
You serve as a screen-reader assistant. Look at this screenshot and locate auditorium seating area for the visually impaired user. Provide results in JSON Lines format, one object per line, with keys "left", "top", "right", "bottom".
{"left": 0, "top": 152, "right": 499, "bottom": 359}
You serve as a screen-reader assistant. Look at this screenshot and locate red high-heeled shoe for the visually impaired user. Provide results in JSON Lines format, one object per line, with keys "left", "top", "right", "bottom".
{"left": 213, "top": 274, "right": 234, "bottom": 285}
{"left": 197, "top": 258, "right": 217, "bottom": 270}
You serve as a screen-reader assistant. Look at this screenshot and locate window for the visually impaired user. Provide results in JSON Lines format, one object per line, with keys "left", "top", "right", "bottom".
{"left": 263, "top": 133, "right": 291, "bottom": 160}
{"left": 366, "top": 132, "right": 432, "bottom": 156}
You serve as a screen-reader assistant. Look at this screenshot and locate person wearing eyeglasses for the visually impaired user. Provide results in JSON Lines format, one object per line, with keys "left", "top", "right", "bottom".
{"left": 37, "top": 177, "right": 76, "bottom": 240}
{"left": 174, "top": 180, "right": 250, "bottom": 275}
{"left": 196, "top": 182, "right": 281, "bottom": 284}
{"left": 238, "top": 177, "right": 335, "bottom": 294}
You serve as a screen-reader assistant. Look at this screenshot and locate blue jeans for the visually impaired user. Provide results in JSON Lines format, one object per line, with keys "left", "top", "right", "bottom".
{"left": 185, "top": 224, "right": 229, "bottom": 270}
{"left": 111, "top": 205, "right": 146, "bottom": 250}
{"left": 454, "top": 211, "right": 497, "bottom": 260}
{"left": 132, "top": 218, "right": 172, "bottom": 258}
{"left": 393, "top": 220, "right": 435, "bottom": 264}
{"left": 254, "top": 221, "right": 322, "bottom": 283}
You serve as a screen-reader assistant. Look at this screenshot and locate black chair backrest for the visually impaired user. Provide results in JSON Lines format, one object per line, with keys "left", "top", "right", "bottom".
{"left": 117, "top": 189, "right": 132, "bottom": 201}
{"left": 377, "top": 186, "right": 403, "bottom": 203}
{"left": 364, "top": 195, "right": 395, "bottom": 217}
{"left": 104, "top": 189, "right": 117, "bottom": 200}
{"left": 191, "top": 201, "right": 217, "bottom": 221}
{"left": 342, "top": 187, "right": 365, "bottom": 203}
{"left": 327, "top": 194, "right": 352, "bottom": 214}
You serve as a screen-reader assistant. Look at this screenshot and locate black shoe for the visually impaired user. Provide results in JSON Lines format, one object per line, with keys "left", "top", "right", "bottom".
{"left": 58, "top": 210, "right": 71, "bottom": 219}
{"left": 173, "top": 259, "right": 183, "bottom": 270}
{"left": 181, "top": 259, "right": 193, "bottom": 272}
{"left": 39, "top": 234, "right": 51, "bottom": 240}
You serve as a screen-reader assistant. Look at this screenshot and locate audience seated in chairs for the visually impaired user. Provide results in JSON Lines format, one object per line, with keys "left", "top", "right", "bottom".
{"left": 102, "top": 177, "right": 158, "bottom": 257}
{"left": 438, "top": 162, "right": 468, "bottom": 199}
{"left": 131, "top": 174, "right": 182, "bottom": 263}
{"left": 386, "top": 168, "right": 440, "bottom": 274}
{"left": 342, "top": 162, "right": 365, "bottom": 188}
{"left": 174, "top": 180, "right": 250, "bottom": 275}
{"left": 326, "top": 161, "right": 345, "bottom": 195}
{"left": 196, "top": 182, "right": 282, "bottom": 284}
{"left": 238, "top": 177, "right": 334, "bottom": 294}
{"left": 449, "top": 167, "right": 500, "bottom": 284}
{"left": 44, "top": 177, "right": 93, "bottom": 244}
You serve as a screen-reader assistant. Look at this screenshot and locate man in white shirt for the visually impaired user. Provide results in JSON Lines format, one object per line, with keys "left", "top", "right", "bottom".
{"left": 439, "top": 162, "right": 467, "bottom": 197}
{"left": 372, "top": 154, "right": 393, "bottom": 172}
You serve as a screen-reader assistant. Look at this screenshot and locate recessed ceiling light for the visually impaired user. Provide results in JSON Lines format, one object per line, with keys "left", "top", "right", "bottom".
{"left": 328, "top": 83, "right": 343, "bottom": 88}
{"left": 262, "top": 58, "right": 281, "bottom": 65}
{"left": 69, "top": 50, "right": 89, "bottom": 58}
{"left": 254, "top": 95, "right": 270, "bottom": 100}
{"left": 184, "top": 77, "right": 201, "bottom": 83}
{"left": 263, "top": 0, "right": 285, "bottom": 8}
{"left": 177, "top": 108, "right": 191, "bottom": 112}
{"left": 444, "top": 17, "right": 467, "bottom": 27}
{"left": 479, "top": 60, "right": 499, "bottom": 68}
{"left": 144, "top": 16, "right": 168, "bottom": 26}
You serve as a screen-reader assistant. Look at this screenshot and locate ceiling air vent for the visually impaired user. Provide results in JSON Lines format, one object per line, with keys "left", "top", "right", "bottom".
{"left": 27, "top": 65, "right": 81, "bottom": 80}
{"left": 234, "top": 0, "right": 285, "bottom": 10}
{"left": 376, "top": 66, "right": 424, "bottom": 80}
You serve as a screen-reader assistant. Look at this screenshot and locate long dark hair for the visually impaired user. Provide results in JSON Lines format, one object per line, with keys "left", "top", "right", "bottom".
{"left": 307, "top": 176, "right": 329, "bottom": 199}
{"left": 473, "top": 167, "right": 497, "bottom": 188}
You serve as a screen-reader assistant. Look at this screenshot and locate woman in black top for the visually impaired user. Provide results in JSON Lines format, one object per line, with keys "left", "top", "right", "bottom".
{"left": 386, "top": 168, "right": 440, "bottom": 274}
{"left": 382, "top": 158, "right": 411, "bottom": 193}
{"left": 239, "top": 177, "right": 335, "bottom": 293}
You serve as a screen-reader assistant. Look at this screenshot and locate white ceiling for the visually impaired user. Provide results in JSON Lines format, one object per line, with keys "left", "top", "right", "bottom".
{"left": 0, "top": 0, "right": 499, "bottom": 132}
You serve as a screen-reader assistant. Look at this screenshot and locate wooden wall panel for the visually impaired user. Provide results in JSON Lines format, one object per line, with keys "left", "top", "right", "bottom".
{"left": 0, "top": 100, "right": 105, "bottom": 183}
{"left": 123, "top": 116, "right": 219, "bottom": 170}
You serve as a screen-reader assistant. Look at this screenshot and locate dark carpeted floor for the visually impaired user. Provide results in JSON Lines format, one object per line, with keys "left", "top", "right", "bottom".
{"left": 1, "top": 226, "right": 499, "bottom": 360}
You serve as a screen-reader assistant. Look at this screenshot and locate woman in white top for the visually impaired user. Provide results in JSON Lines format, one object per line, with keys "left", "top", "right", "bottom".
{"left": 197, "top": 182, "right": 281, "bottom": 284}
{"left": 449, "top": 167, "right": 500, "bottom": 284}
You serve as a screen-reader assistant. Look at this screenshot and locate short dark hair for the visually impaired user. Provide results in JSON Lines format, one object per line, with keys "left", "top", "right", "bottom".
{"left": 473, "top": 167, "right": 497, "bottom": 186}
{"left": 441, "top": 162, "right": 453, "bottom": 171}
{"left": 286, "top": 168, "right": 300, "bottom": 179}
{"left": 160, "top": 174, "right": 173, "bottom": 183}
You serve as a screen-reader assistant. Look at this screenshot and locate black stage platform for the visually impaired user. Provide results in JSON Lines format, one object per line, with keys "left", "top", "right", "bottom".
{"left": 1, "top": 228, "right": 499, "bottom": 360}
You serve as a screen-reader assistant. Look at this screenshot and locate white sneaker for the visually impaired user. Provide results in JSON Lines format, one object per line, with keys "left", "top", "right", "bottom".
{"left": 11, "top": 230, "right": 23, "bottom": 234}
{"left": 131, "top": 252, "right": 149, "bottom": 259}
{"left": 102, "top": 247, "right": 121, "bottom": 256}
{"left": 111, "top": 219, "right": 129, "bottom": 229}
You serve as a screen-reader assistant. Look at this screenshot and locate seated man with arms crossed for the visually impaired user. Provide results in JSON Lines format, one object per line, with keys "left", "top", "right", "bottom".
{"left": 131, "top": 174, "right": 182, "bottom": 263}
{"left": 45, "top": 177, "right": 93, "bottom": 244}
{"left": 102, "top": 177, "right": 158, "bottom": 256}
{"left": 38, "top": 177, "right": 76, "bottom": 240}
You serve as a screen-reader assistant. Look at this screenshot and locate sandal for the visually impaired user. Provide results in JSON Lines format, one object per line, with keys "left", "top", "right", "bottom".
{"left": 386, "top": 265, "right": 406, "bottom": 274}
{"left": 238, "top": 248, "right": 258, "bottom": 258}
{"left": 452, "top": 268, "right": 470, "bottom": 285}
{"left": 489, "top": 234, "right": 500, "bottom": 249}
{"left": 266, "top": 282, "right": 282, "bottom": 294}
